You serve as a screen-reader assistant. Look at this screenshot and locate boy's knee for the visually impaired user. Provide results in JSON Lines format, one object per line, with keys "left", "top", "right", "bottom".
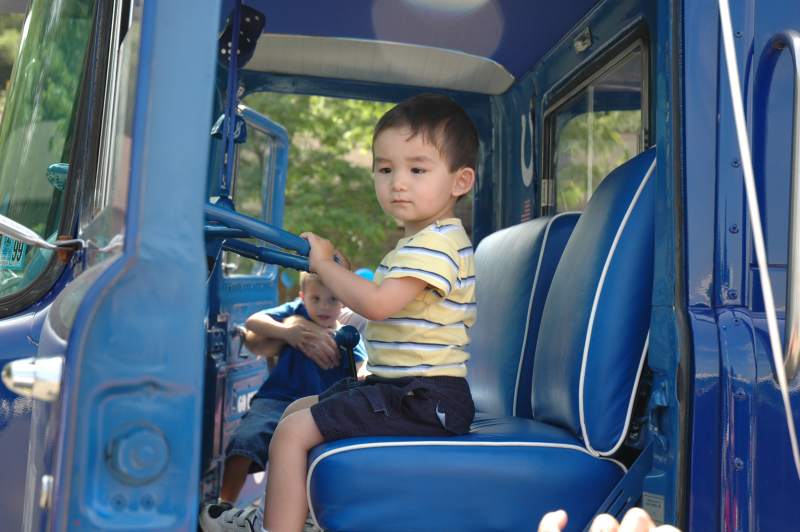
{"left": 270, "top": 410, "right": 322, "bottom": 455}
{"left": 273, "top": 412, "right": 304, "bottom": 442}
{"left": 281, "top": 395, "right": 318, "bottom": 420}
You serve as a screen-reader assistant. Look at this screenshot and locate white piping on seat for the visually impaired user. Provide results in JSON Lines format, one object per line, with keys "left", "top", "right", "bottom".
{"left": 305, "top": 439, "right": 627, "bottom": 529}
{"left": 513, "top": 211, "right": 580, "bottom": 417}
{"left": 603, "top": 333, "right": 649, "bottom": 456}
{"left": 578, "top": 157, "right": 656, "bottom": 456}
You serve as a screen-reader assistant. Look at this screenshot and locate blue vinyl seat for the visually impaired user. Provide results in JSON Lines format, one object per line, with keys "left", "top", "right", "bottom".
{"left": 307, "top": 148, "right": 656, "bottom": 532}
{"left": 469, "top": 211, "right": 579, "bottom": 418}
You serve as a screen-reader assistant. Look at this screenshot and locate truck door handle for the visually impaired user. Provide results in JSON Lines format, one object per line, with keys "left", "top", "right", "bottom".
{"left": 755, "top": 30, "right": 800, "bottom": 379}
{"left": 1, "top": 356, "right": 64, "bottom": 402}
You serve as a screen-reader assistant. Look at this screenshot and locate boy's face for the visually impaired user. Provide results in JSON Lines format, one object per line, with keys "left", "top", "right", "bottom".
{"left": 373, "top": 127, "right": 474, "bottom": 236}
{"left": 300, "top": 279, "right": 342, "bottom": 329}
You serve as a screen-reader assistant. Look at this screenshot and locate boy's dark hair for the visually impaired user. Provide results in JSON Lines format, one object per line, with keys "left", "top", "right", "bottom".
{"left": 373, "top": 93, "right": 479, "bottom": 172}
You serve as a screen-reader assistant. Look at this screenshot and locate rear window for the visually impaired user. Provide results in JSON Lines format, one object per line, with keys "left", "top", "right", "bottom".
{"left": 545, "top": 42, "right": 647, "bottom": 213}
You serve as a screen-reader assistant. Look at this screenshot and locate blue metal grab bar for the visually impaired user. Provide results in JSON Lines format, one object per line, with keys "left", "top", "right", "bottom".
{"left": 222, "top": 238, "right": 309, "bottom": 272}
{"left": 756, "top": 30, "right": 800, "bottom": 379}
{"left": 204, "top": 202, "right": 310, "bottom": 256}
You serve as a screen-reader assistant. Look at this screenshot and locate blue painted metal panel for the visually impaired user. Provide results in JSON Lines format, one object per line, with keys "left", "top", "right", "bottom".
{"left": 644, "top": 0, "right": 687, "bottom": 526}
{"left": 683, "top": 0, "right": 800, "bottom": 530}
{"left": 718, "top": 310, "right": 758, "bottom": 531}
{"left": 682, "top": 1, "right": 725, "bottom": 530}
{"left": 41, "top": 0, "right": 222, "bottom": 529}
{"left": 682, "top": 1, "right": 718, "bottom": 311}
{"left": 686, "top": 310, "right": 722, "bottom": 531}
{"left": 751, "top": 318, "right": 800, "bottom": 531}
{"left": 0, "top": 309, "right": 43, "bottom": 530}
{"left": 0, "top": 262, "right": 74, "bottom": 532}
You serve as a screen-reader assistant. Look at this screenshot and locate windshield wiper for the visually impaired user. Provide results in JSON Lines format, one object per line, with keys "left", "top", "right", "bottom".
{"left": 0, "top": 213, "right": 85, "bottom": 250}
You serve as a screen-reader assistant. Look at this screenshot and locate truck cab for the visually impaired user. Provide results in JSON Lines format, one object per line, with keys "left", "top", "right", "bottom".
{"left": 0, "top": 0, "right": 799, "bottom": 530}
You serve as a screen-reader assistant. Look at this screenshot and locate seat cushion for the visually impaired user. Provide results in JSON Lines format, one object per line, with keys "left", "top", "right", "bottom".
{"left": 307, "top": 417, "right": 625, "bottom": 532}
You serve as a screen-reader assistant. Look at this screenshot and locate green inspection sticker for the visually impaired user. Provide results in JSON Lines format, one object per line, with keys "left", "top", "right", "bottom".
{"left": 0, "top": 235, "right": 27, "bottom": 270}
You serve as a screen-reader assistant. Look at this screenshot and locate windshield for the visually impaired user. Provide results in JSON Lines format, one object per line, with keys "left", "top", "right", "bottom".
{"left": 0, "top": 0, "right": 93, "bottom": 299}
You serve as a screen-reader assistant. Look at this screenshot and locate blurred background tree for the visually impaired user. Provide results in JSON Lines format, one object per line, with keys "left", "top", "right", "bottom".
{"left": 553, "top": 109, "right": 641, "bottom": 211}
{"left": 0, "top": 13, "right": 23, "bottom": 121}
{"left": 243, "top": 92, "right": 397, "bottom": 280}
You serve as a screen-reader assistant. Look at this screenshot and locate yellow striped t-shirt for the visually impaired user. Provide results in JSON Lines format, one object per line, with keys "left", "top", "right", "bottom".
{"left": 365, "top": 218, "right": 476, "bottom": 378}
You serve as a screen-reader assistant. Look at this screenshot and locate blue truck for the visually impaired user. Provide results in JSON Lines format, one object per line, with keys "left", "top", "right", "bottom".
{"left": 0, "top": 0, "right": 798, "bottom": 530}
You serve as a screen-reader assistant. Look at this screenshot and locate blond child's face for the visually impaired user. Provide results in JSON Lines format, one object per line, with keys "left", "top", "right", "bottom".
{"left": 300, "top": 279, "right": 342, "bottom": 329}
{"left": 373, "top": 127, "right": 474, "bottom": 236}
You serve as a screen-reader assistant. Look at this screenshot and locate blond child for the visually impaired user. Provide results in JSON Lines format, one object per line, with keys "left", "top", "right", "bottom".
{"left": 200, "top": 272, "right": 367, "bottom": 532}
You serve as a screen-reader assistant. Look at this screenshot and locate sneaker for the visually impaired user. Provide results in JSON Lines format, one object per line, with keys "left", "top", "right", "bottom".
{"left": 200, "top": 502, "right": 263, "bottom": 532}
{"left": 199, "top": 502, "right": 233, "bottom": 532}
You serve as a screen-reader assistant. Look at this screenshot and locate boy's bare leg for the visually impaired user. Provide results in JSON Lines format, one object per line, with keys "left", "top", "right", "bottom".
{"left": 264, "top": 409, "right": 324, "bottom": 532}
{"left": 280, "top": 395, "right": 319, "bottom": 421}
{"left": 219, "top": 455, "right": 252, "bottom": 503}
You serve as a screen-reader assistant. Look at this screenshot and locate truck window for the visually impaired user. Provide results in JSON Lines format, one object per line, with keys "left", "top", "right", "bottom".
{"left": 241, "top": 93, "right": 395, "bottom": 300}
{"left": 79, "top": 0, "right": 139, "bottom": 268}
{"left": 222, "top": 107, "right": 285, "bottom": 277}
{"left": 545, "top": 42, "right": 647, "bottom": 213}
{"left": 0, "top": 0, "right": 93, "bottom": 300}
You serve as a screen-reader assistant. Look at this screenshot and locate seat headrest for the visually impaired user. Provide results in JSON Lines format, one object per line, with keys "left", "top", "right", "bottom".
{"left": 531, "top": 148, "right": 655, "bottom": 455}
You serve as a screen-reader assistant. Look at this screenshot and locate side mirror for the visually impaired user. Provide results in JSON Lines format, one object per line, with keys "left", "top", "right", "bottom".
{"left": 47, "top": 162, "right": 69, "bottom": 191}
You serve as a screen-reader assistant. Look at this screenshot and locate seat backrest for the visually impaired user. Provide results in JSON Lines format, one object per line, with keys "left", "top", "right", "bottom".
{"left": 532, "top": 148, "right": 655, "bottom": 455}
{"left": 468, "top": 213, "right": 579, "bottom": 417}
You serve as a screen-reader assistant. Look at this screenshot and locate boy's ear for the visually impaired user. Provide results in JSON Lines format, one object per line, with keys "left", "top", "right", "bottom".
{"left": 451, "top": 167, "right": 476, "bottom": 198}
{"left": 299, "top": 291, "right": 305, "bottom": 301}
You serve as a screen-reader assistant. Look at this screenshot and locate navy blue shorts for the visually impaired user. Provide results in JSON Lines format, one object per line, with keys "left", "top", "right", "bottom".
{"left": 310, "top": 375, "right": 475, "bottom": 442}
{"left": 226, "top": 397, "right": 291, "bottom": 472}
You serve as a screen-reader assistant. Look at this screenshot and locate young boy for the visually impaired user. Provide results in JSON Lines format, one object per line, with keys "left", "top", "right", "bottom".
{"left": 263, "top": 93, "right": 478, "bottom": 532}
{"left": 200, "top": 272, "right": 367, "bottom": 532}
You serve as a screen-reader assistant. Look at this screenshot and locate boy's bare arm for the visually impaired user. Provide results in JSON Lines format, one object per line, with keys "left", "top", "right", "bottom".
{"left": 242, "top": 332, "right": 286, "bottom": 359}
{"left": 244, "top": 313, "right": 339, "bottom": 369}
{"left": 302, "top": 232, "right": 426, "bottom": 321}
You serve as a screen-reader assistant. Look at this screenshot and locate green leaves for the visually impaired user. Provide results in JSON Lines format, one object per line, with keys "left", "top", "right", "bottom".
{"left": 0, "top": 14, "right": 23, "bottom": 117}
{"left": 242, "top": 93, "right": 396, "bottom": 272}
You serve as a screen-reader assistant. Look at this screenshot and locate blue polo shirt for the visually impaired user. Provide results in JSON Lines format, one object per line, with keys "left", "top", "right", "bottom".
{"left": 254, "top": 300, "right": 368, "bottom": 402}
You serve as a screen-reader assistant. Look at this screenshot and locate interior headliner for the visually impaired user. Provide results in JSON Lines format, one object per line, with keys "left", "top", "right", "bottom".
{"left": 231, "top": 0, "right": 601, "bottom": 82}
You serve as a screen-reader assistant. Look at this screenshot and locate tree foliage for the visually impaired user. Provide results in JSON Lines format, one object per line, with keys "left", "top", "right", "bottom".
{"left": 0, "top": 13, "right": 23, "bottom": 119}
{"left": 553, "top": 109, "right": 641, "bottom": 211}
{"left": 242, "top": 93, "right": 396, "bottom": 273}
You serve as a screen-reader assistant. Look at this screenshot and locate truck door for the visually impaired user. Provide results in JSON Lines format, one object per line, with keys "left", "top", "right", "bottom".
{"left": 0, "top": 1, "right": 105, "bottom": 530}
{"left": 1, "top": 0, "right": 221, "bottom": 530}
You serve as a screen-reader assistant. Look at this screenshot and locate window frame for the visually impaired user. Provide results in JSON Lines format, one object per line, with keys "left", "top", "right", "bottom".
{"left": 221, "top": 104, "right": 287, "bottom": 278}
{"left": 78, "top": 0, "right": 138, "bottom": 268}
{"left": 541, "top": 28, "right": 651, "bottom": 215}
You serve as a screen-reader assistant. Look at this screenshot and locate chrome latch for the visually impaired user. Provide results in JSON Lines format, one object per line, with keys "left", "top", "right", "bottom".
{"left": 1, "top": 356, "right": 64, "bottom": 402}
{"left": 39, "top": 475, "right": 54, "bottom": 509}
